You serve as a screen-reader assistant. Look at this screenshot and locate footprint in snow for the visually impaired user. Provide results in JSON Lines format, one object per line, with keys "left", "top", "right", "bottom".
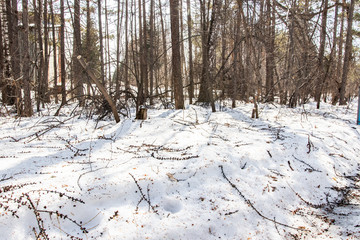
{"left": 163, "top": 197, "right": 182, "bottom": 214}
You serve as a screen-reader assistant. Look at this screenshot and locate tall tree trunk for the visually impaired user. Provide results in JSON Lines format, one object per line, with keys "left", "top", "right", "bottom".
{"left": 105, "top": 0, "right": 111, "bottom": 90}
{"left": 333, "top": 0, "right": 345, "bottom": 104}
{"left": 85, "top": 0, "right": 91, "bottom": 97}
{"left": 0, "top": 14, "right": 3, "bottom": 93}
{"left": 159, "top": 0, "right": 169, "bottom": 98}
{"left": 265, "top": 0, "right": 275, "bottom": 102}
{"left": 136, "top": 0, "right": 145, "bottom": 113}
{"left": 50, "top": 0, "right": 58, "bottom": 103}
{"left": 339, "top": 0, "right": 355, "bottom": 105}
{"left": 187, "top": 0, "right": 194, "bottom": 104}
{"left": 73, "top": 0, "right": 83, "bottom": 105}
{"left": 43, "top": 0, "right": 50, "bottom": 103}
{"left": 115, "top": 0, "right": 121, "bottom": 102}
{"left": 149, "top": 0, "right": 154, "bottom": 104}
{"left": 35, "top": 0, "right": 44, "bottom": 111}
{"left": 142, "top": 0, "right": 148, "bottom": 99}
{"left": 315, "top": 0, "right": 328, "bottom": 109}
{"left": 169, "top": 0, "right": 184, "bottom": 109}
{"left": 124, "top": 0, "right": 130, "bottom": 99}
{"left": 179, "top": 0, "right": 186, "bottom": 96}
{"left": 22, "top": 0, "right": 32, "bottom": 116}
{"left": 98, "top": 0, "right": 105, "bottom": 86}
{"left": 60, "top": 0, "right": 66, "bottom": 105}
{"left": 198, "top": 0, "right": 216, "bottom": 112}
{"left": 6, "top": 0, "right": 22, "bottom": 113}
{"left": 232, "top": 0, "right": 241, "bottom": 108}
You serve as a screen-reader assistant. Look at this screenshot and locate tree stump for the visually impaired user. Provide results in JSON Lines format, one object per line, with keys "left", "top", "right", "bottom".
{"left": 136, "top": 107, "right": 147, "bottom": 120}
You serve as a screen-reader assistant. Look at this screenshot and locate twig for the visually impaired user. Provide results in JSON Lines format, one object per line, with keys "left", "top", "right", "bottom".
{"left": 286, "top": 182, "right": 326, "bottom": 209}
{"left": 77, "top": 166, "right": 108, "bottom": 191}
{"left": 219, "top": 165, "right": 308, "bottom": 232}
{"left": 292, "top": 155, "right": 322, "bottom": 172}
{"left": 307, "top": 135, "right": 314, "bottom": 154}
{"left": 129, "top": 173, "right": 159, "bottom": 215}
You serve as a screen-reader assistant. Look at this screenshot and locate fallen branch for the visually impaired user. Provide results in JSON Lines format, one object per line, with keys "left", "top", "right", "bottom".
{"left": 219, "top": 165, "right": 308, "bottom": 232}
{"left": 77, "top": 56, "right": 120, "bottom": 123}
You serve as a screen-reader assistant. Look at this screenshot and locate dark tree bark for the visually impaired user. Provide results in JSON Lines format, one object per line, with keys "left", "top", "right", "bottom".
{"left": 339, "top": 0, "right": 355, "bottom": 105}
{"left": 60, "top": 0, "right": 66, "bottom": 105}
{"left": 142, "top": 0, "right": 148, "bottom": 99}
{"left": 115, "top": 0, "right": 122, "bottom": 102}
{"left": 136, "top": 0, "right": 145, "bottom": 115}
{"left": 0, "top": 14, "right": 3, "bottom": 91}
{"left": 124, "top": 0, "right": 130, "bottom": 99}
{"left": 43, "top": 0, "right": 50, "bottom": 103}
{"left": 315, "top": 0, "right": 328, "bottom": 109}
{"left": 98, "top": 0, "right": 105, "bottom": 86}
{"left": 73, "top": 0, "right": 83, "bottom": 105}
{"left": 50, "top": 0, "right": 59, "bottom": 104}
{"left": 34, "top": 0, "right": 44, "bottom": 111}
{"left": 198, "top": 0, "right": 217, "bottom": 112}
{"left": 22, "top": 0, "right": 32, "bottom": 116}
{"left": 149, "top": 0, "right": 155, "bottom": 105}
{"left": 5, "top": 0, "right": 21, "bottom": 111}
{"left": 159, "top": 0, "right": 169, "bottom": 98}
{"left": 332, "top": 0, "right": 345, "bottom": 105}
{"left": 169, "top": 0, "right": 184, "bottom": 109}
{"left": 265, "top": 0, "right": 275, "bottom": 102}
{"left": 85, "top": 0, "right": 91, "bottom": 97}
{"left": 187, "top": 0, "right": 194, "bottom": 104}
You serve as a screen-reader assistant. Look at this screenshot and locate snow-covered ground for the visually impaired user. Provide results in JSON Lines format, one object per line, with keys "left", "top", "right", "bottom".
{"left": 0, "top": 100, "right": 359, "bottom": 239}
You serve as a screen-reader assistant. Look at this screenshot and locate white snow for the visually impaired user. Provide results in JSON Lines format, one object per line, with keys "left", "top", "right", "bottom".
{"left": 0, "top": 100, "right": 359, "bottom": 239}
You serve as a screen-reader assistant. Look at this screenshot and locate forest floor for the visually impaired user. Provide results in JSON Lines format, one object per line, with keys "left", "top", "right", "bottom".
{"left": 0, "top": 100, "right": 359, "bottom": 239}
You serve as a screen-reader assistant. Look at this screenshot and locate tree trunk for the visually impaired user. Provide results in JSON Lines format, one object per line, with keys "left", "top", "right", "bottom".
{"left": 73, "top": 0, "right": 83, "bottom": 105}
{"left": 124, "top": 0, "right": 130, "bottom": 99}
{"left": 339, "top": 0, "right": 355, "bottom": 105}
{"left": 43, "top": 0, "right": 50, "bottom": 103}
{"left": 34, "top": 0, "right": 44, "bottom": 111}
{"left": 169, "top": 0, "right": 184, "bottom": 109}
{"left": 159, "top": 0, "right": 169, "bottom": 98}
{"left": 142, "top": 0, "right": 148, "bottom": 99}
{"left": 115, "top": 0, "right": 122, "bottom": 102}
{"left": 149, "top": 0, "right": 154, "bottom": 105}
{"left": 265, "top": 0, "right": 275, "bottom": 102}
{"left": 198, "top": 0, "right": 216, "bottom": 112}
{"left": 22, "top": 0, "right": 32, "bottom": 116}
{"left": 5, "top": 0, "right": 21, "bottom": 111}
{"left": 77, "top": 56, "right": 120, "bottom": 123}
{"left": 136, "top": 0, "right": 145, "bottom": 113}
{"left": 187, "top": 0, "right": 194, "bottom": 104}
{"left": 50, "top": 0, "right": 58, "bottom": 104}
{"left": 333, "top": 0, "right": 345, "bottom": 105}
{"left": 98, "top": 0, "right": 105, "bottom": 86}
{"left": 315, "top": 0, "right": 328, "bottom": 109}
{"left": 60, "top": 0, "right": 66, "bottom": 105}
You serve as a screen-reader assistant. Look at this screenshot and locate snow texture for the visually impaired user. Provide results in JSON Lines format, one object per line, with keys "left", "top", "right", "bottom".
{"left": 0, "top": 100, "right": 359, "bottom": 239}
